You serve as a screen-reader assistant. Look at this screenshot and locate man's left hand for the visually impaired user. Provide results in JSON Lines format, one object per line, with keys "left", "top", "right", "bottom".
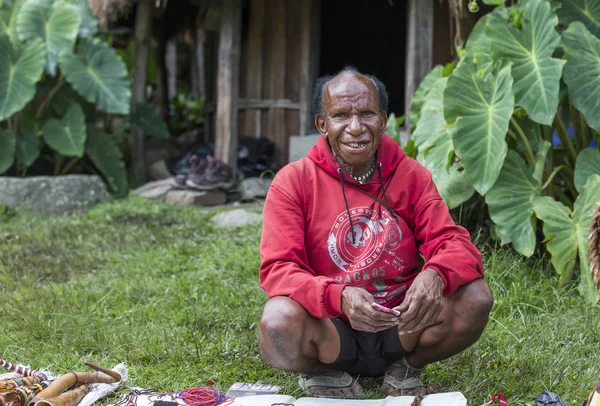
{"left": 395, "top": 268, "right": 445, "bottom": 334}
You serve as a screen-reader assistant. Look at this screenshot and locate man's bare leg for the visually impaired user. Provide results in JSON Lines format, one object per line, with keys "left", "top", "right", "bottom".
{"left": 381, "top": 279, "right": 493, "bottom": 395}
{"left": 258, "top": 296, "right": 362, "bottom": 397}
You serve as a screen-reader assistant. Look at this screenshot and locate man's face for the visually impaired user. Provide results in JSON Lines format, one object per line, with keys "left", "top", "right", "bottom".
{"left": 315, "top": 72, "right": 387, "bottom": 174}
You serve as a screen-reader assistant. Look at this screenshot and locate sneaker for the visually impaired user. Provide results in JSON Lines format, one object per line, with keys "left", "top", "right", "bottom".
{"left": 170, "top": 155, "right": 207, "bottom": 189}
{"left": 186, "top": 156, "right": 234, "bottom": 191}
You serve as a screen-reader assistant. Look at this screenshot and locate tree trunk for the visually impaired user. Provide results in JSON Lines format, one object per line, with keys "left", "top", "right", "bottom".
{"left": 155, "top": 15, "right": 170, "bottom": 122}
{"left": 214, "top": 0, "right": 241, "bottom": 175}
{"left": 130, "top": 0, "right": 154, "bottom": 185}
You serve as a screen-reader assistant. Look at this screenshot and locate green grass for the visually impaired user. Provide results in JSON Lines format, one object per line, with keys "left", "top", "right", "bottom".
{"left": 0, "top": 196, "right": 599, "bottom": 406}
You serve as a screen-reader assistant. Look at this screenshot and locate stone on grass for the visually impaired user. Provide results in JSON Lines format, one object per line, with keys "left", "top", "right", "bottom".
{"left": 165, "top": 189, "right": 227, "bottom": 206}
{"left": 0, "top": 175, "right": 110, "bottom": 216}
{"left": 239, "top": 177, "right": 272, "bottom": 201}
{"left": 134, "top": 178, "right": 174, "bottom": 201}
{"left": 211, "top": 208, "right": 263, "bottom": 228}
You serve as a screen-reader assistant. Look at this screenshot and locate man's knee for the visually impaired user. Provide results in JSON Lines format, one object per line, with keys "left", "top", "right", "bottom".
{"left": 454, "top": 279, "right": 493, "bottom": 334}
{"left": 258, "top": 297, "right": 308, "bottom": 369}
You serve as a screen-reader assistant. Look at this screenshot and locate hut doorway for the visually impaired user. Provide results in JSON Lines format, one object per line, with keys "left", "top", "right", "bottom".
{"left": 319, "top": 0, "right": 408, "bottom": 117}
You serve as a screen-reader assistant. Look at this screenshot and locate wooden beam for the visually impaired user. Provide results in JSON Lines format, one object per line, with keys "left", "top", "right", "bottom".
{"left": 130, "top": 0, "right": 154, "bottom": 184}
{"left": 242, "top": 0, "right": 266, "bottom": 138}
{"left": 205, "top": 99, "right": 301, "bottom": 113}
{"left": 214, "top": 0, "right": 241, "bottom": 175}
{"left": 405, "top": 0, "right": 433, "bottom": 139}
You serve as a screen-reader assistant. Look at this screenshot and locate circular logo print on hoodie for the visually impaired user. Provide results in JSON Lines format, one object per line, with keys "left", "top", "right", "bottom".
{"left": 328, "top": 206, "right": 402, "bottom": 273}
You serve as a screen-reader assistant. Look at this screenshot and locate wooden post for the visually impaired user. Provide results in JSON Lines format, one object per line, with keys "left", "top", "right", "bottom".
{"left": 242, "top": 0, "right": 266, "bottom": 138}
{"left": 307, "top": 0, "right": 321, "bottom": 135}
{"left": 166, "top": 38, "right": 177, "bottom": 100}
{"left": 130, "top": 0, "right": 154, "bottom": 184}
{"left": 194, "top": 6, "right": 207, "bottom": 101}
{"left": 214, "top": 0, "right": 241, "bottom": 175}
{"left": 264, "top": 0, "right": 287, "bottom": 167}
{"left": 298, "top": 0, "right": 312, "bottom": 137}
{"left": 405, "top": 0, "right": 433, "bottom": 139}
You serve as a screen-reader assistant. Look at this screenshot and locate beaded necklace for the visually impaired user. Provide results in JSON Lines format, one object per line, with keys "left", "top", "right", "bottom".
{"left": 349, "top": 158, "right": 376, "bottom": 184}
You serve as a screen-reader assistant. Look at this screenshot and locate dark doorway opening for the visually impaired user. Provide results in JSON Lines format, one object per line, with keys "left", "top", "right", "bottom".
{"left": 319, "top": 0, "right": 408, "bottom": 117}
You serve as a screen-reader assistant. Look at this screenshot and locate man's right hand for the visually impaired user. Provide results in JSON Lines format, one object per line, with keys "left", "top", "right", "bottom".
{"left": 341, "top": 286, "right": 399, "bottom": 332}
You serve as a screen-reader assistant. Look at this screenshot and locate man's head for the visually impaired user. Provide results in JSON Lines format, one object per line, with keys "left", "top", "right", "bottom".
{"left": 313, "top": 68, "right": 388, "bottom": 176}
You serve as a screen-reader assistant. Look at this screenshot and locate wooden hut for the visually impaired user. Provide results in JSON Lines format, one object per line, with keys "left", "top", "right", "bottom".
{"left": 90, "top": 0, "right": 483, "bottom": 179}
{"left": 206, "top": 0, "right": 484, "bottom": 171}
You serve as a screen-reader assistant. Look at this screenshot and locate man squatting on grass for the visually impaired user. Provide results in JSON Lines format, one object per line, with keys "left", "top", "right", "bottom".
{"left": 257, "top": 67, "right": 493, "bottom": 398}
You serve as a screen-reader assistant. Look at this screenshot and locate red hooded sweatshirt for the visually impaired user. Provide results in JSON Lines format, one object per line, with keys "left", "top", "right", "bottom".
{"left": 259, "top": 135, "right": 484, "bottom": 319}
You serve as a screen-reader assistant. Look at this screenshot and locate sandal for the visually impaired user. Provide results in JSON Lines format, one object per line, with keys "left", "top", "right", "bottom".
{"left": 381, "top": 357, "right": 424, "bottom": 396}
{"left": 298, "top": 371, "right": 362, "bottom": 398}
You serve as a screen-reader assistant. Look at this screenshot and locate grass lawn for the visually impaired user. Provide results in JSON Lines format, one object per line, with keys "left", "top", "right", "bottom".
{"left": 1, "top": 196, "right": 599, "bottom": 406}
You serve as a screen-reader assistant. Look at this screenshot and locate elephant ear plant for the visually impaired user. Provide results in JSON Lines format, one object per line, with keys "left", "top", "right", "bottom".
{"left": 411, "top": 0, "right": 600, "bottom": 302}
{"left": 0, "top": 0, "right": 167, "bottom": 196}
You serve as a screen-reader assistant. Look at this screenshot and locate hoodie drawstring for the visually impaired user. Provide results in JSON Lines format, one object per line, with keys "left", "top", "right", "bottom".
{"left": 377, "top": 162, "right": 399, "bottom": 223}
{"left": 338, "top": 168, "right": 356, "bottom": 245}
{"left": 338, "top": 163, "right": 399, "bottom": 234}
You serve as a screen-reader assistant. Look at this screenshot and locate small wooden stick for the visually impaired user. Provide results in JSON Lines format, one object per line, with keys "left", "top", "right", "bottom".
{"left": 83, "top": 363, "right": 121, "bottom": 382}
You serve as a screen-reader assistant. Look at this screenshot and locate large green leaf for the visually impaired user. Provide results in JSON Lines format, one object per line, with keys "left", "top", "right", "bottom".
{"left": 533, "top": 175, "right": 600, "bottom": 302}
{"left": 42, "top": 103, "right": 87, "bottom": 157}
{"left": 17, "top": 0, "right": 81, "bottom": 75}
{"left": 60, "top": 38, "right": 130, "bottom": 114}
{"left": 0, "top": 36, "right": 45, "bottom": 120}
{"left": 574, "top": 147, "right": 600, "bottom": 193}
{"left": 415, "top": 78, "right": 474, "bottom": 208}
{"left": 485, "top": 150, "right": 540, "bottom": 257}
{"left": 15, "top": 128, "right": 40, "bottom": 166}
{"left": 486, "top": 0, "right": 564, "bottom": 125}
{"left": 444, "top": 59, "right": 514, "bottom": 195}
{"left": 410, "top": 65, "right": 443, "bottom": 133}
{"left": 65, "top": 0, "right": 98, "bottom": 38}
{"left": 0, "top": 129, "right": 15, "bottom": 173}
{"left": 562, "top": 22, "right": 600, "bottom": 134}
{"left": 462, "top": 14, "right": 493, "bottom": 67}
{"left": 86, "top": 127, "right": 128, "bottom": 197}
{"left": 0, "top": 10, "right": 9, "bottom": 36}
{"left": 131, "top": 102, "right": 170, "bottom": 139}
{"left": 554, "top": 0, "right": 600, "bottom": 38}
{"left": 1, "top": 0, "right": 25, "bottom": 42}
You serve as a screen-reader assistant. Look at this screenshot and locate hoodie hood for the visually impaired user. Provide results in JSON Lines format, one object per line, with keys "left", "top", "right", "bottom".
{"left": 307, "top": 134, "right": 405, "bottom": 183}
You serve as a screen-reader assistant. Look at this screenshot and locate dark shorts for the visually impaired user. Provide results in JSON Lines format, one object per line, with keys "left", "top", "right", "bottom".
{"left": 323, "top": 318, "right": 407, "bottom": 377}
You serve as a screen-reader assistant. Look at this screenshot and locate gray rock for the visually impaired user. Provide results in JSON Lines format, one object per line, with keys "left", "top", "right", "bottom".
{"left": 239, "top": 177, "right": 273, "bottom": 201}
{"left": 0, "top": 175, "right": 110, "bottom": 216}
{"left": 134, "top": 178, "right": 174, "bottom": 201}
{"left": 211, "top": 208, "right": 263, "bottom": 228}
{"left": 165, "top": 189, "right": 227, "bottom": 206}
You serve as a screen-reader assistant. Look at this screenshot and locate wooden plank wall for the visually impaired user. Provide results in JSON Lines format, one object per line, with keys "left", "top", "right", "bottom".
{"left": 239, "top": 0, "right": 312, "bottom": 168}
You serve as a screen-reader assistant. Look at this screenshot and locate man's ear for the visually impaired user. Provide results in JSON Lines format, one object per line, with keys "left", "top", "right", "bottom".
{"left": 315, "top": 114, "right": 327, "bottom": 136}
{"left": 380, "top": 111, "right": 388, "bottom": 132}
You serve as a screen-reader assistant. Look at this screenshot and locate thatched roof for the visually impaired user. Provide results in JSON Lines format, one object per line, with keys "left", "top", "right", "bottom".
{"left": 590, "top": 203, "right": 600, "bottom": 295}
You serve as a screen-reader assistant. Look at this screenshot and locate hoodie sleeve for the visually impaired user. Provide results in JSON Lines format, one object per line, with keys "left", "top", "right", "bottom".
{"left": 259, "top": 168, "right": 345, "bottom": 319}
{"left": 410, "top": 169, "right": 484, "bottom": 296}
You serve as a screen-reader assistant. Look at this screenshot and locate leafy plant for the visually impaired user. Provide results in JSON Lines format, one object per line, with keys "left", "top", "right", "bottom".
{"left": 0, "top": 0, "right": 167, "bottom": 197}
{"left": 411, "top": 0, "right": 600, "bottom": 302}
{"left": 170, "top": 93, "right": 204, "bottom": 136}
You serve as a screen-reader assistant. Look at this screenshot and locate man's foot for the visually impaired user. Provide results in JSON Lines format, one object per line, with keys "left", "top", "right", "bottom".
{"left": 380, "top": 357, "right": 424, "bottom": 396}
{"left": 298, "top": 370, "right": 362, "bottom": 398}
